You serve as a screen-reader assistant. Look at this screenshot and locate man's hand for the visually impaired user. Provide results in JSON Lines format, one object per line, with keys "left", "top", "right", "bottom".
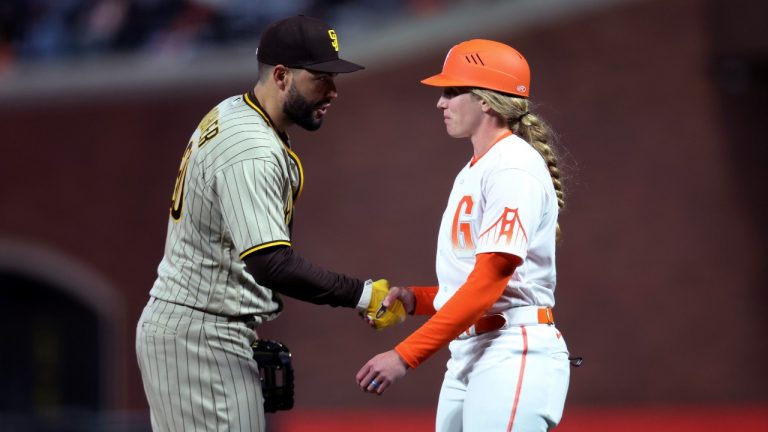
{"left": 364, "top": 279, "right": 406, "bottom": 330}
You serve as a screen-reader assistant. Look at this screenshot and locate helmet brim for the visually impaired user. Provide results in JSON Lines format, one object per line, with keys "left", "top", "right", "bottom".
{"left": 420, "top": 73, "right": 468, "bottom": 88}
{"left": 421, "top": 72, "right": 529, "bottom": 97}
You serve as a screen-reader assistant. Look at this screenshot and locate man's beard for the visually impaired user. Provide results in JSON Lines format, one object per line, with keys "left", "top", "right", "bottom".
{"left": 283, "top": 83, "right": 324, "bottom": 131}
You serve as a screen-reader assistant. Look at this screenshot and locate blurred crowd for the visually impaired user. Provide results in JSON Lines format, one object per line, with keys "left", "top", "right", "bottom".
{"left": 0, "top": 0, "right": 452, "bottom": 67}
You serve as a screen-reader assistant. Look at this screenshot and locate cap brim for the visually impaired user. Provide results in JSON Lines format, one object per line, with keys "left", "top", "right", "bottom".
{"left": 305, "top": 58, "right": 365, "bottom": 73}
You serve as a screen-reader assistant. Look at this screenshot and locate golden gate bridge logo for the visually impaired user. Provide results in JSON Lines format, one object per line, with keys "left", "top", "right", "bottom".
{"left": 478, "top": 207, "right": 528, "bottom": 249}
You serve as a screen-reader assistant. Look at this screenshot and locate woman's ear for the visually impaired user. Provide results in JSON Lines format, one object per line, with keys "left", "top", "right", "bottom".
{"left": 479, "top": 99, "right": 492, "bottom": 113}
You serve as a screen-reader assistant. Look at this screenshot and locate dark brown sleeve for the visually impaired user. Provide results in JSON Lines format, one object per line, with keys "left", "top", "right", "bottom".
{"left": 244, "top": 246, "right": 365, "bottom": 308}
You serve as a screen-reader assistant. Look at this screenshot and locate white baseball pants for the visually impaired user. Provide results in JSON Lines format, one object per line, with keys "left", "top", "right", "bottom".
{"left": 436, "top": 324, "right": 570, "bottom": 431}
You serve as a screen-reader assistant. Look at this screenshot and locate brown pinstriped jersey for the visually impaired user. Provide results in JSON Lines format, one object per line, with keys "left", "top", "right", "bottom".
{"left": 149, "top": 92, "right": 303, "bottom": 322}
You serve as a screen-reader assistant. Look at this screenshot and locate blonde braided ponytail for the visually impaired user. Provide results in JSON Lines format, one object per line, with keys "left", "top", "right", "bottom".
{"left": 471, "top": 89, "right": 565, "bottom": 241}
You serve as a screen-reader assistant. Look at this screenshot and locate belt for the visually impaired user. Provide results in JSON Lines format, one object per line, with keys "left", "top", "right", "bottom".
{"left": 458, "top": 306, "right": 554, "bottom": 340}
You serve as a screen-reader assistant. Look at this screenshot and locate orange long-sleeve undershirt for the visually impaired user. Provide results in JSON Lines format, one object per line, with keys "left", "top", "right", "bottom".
{"left": 411, "top": 286, "right": 438, "bottom": 315}
{"left": 395, "top": 252, "right": 520, "bottom": 369}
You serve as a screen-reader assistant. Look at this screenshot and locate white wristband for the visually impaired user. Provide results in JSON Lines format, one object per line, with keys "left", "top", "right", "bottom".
{"left": 356, "top": 279, "right": 373, "bottom": 312}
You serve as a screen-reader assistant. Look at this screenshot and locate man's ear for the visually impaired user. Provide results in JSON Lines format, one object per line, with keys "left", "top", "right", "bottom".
{"left": 273, "top": 65, "right": 290, "bottom": 91}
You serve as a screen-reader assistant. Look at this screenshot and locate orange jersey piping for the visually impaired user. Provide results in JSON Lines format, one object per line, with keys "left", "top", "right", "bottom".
{"left": 470, "top": 130, "right": 513, "bottom": 167}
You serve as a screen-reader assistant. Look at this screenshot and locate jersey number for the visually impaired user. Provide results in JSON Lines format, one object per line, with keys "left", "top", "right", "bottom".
{"left": 170, "top": 140, "right": 193, "bottom": 221}
{"left": 451, "top": 195, "right": 475, "bottom": 255}
{"left": 170, "top": 111, "right": 219, "bottom": 221}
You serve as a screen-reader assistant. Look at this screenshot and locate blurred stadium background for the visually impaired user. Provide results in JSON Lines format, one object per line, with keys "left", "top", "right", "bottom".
{"left": 1, "top": 0, "right": 767, "bottom": 431}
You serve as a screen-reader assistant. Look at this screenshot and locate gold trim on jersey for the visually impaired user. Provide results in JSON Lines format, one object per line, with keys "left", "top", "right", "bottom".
{"left": 243, "top": 92, "right": 305, "bottom": 201}
{"left": 285, "top": 147, "right": 304, "bottom": 201}
{"left": 240, "top": 240, "right": 292, "bottom": 260}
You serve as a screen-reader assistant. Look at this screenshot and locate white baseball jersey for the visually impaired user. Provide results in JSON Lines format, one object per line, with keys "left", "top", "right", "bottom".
{"left": 434, "top": 133, "right": 558, "bottom": 312}
{"left": 149, "top": 91, "right": 303, "bottom": 323}
{"left": 432, "top": 133, "right": 569, "bottom": 432}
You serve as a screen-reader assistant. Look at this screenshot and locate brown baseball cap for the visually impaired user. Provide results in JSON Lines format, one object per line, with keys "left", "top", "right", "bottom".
{"left": 256, "top": 15, "right": 364, "bottom": 73}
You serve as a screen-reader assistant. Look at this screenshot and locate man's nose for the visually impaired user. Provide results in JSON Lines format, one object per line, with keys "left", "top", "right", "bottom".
{"left": 326, "top": 81, "right": 338, "bottom": 99}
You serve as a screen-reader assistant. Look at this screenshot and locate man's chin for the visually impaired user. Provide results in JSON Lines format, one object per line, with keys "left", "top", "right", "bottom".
{"left": 296, "top": 117, "right": 323, "bottom": 131}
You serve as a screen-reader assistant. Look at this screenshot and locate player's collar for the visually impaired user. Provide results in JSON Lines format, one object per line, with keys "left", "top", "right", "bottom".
{"left": 244, "top": 90, "right": 304, "bottom": 201}
{"left": 470, "top": 130, "right": 513, "bottom": 167}
{"left": 244, "top": 91, "right": 291, "bottom": 145}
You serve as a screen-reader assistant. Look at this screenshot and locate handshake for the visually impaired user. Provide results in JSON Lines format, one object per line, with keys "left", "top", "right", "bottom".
{"left": 361, "top": 279, "right": 408, "bottom": 330}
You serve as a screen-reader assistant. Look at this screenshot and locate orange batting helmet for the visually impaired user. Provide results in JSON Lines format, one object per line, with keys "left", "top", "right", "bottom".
{"left": 421, "top": 39, "right": 531, "bottom": 97}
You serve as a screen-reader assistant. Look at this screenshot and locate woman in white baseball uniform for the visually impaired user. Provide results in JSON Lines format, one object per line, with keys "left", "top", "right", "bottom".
{"left": 356, "top": 39, "right": 571, "bottom": 431}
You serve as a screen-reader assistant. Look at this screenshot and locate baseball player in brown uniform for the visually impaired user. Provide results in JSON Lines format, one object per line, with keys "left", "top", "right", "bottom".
{"left": 136, "top": 15, "right": 404, "bottom": 432}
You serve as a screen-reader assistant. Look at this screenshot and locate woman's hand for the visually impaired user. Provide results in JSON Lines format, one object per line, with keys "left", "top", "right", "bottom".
{"left": 355, "top": 350, "right": 409, "bottom": 395}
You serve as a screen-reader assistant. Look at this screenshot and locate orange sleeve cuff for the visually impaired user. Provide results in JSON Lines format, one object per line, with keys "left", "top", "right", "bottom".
{"left": 411, "top": 286, "right": 438, "bottom": 315}
{"left": 395, "top": 252, "right": 519, "bottom": 369}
